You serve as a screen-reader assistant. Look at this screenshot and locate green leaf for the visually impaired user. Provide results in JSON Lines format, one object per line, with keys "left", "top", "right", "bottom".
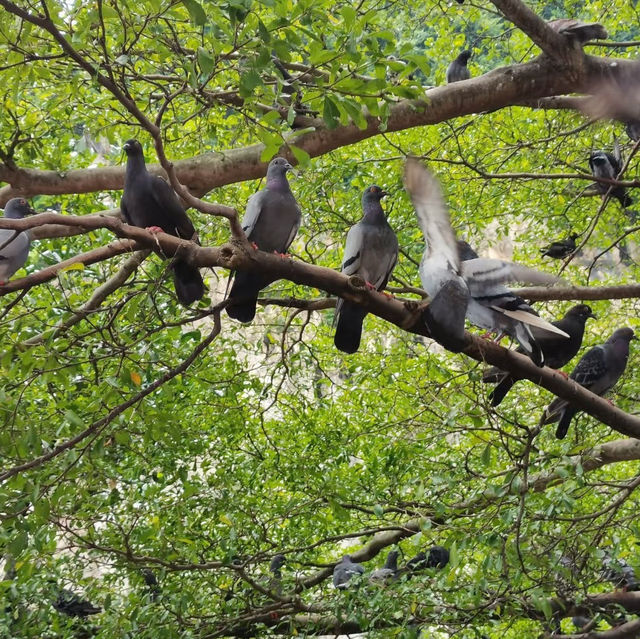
{"left": 181, "top": 0, "right": 207, "bottom": 25}
{"left": 197, "top": 47, "right": 214, "bottom": 75}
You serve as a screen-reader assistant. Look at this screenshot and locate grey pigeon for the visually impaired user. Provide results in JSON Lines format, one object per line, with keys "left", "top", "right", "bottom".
{"left": 446, "top": 50, "right": 471, "bottom": 83}
{"left": 0, "top": 198, "right": 36, "bottom": 284}
{"left": 53, "top": 587, "right": 101, "bottom": 618}
{"left": 332, "top": 554, "right": 364, "bottom": 589}
{"left": 369, "top": 550, "right": 399, "bottom": 583}
{"left": 334, "top": 185, "right": 398, "bottom": 353}
{"left": 121, "top": 139, "right": 205, "bottom": 306}
{"left": 226, "top": 157, "right": 301, "bottom": 323}
{"left": 541, "top": 327, "right": 636, "bottom": 439}
{"left": 602, "top": 552, "right": 640, "bottom": 590}
{"left": 483, "top": 304, "right": 596, "bottom": 406}
{"left": 589, "top": 149, "right": 633, "bottom": 208}
{"left": 626, "top": 121, "right": 640, "bottom": 142}
{"left": 405, "top": 159, "right": 568, "bottom": 362}
{"left": 540, "top": 233, "right": 579, "bottom": 259}
{"left": 547, "top": 18, "right": 608, "bottom": 42}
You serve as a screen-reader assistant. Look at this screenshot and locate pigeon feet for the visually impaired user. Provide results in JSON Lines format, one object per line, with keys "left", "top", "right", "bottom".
{"left": 365, "top": 281, "right": 377, "bottom": 291}
{"left": 145, "top": 226, "right": 164, "bottom": 234}
{"left": 554, "top": 370, "right": 569, "bottom": 379}
{"left": 251, "top": 242, "right": 259, "bottom": 250}
{"left": 273, "top": 250, "right": 292, "bottom": 258}
{"left": 0, "top": 280, "right": 6, "bottom": 287}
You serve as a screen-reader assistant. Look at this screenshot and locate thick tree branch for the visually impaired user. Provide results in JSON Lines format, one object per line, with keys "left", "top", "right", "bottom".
{"left": 0, "top": 56, "right": 637, "bottom": 201}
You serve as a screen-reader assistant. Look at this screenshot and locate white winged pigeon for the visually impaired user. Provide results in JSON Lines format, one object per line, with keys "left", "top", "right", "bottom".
{"left": 334, "top": 185, "right": 398, "bottom": 353}
{"left": 226, "top": 157, "right": 301, "bottom": 322}
{"left": 121, "top": 139, "right": 205, "bottom": 306}
{"left": 589, "top": 149, "right": 633, "bottom": 208}
{"left": 541, "top": 327, "right": 636, "bottom": 439}
{"left": 404, "top": 159, "right": 567, "bottom": 362}
{"left": 369, "top": 550, "right": 399, "bottom": 583}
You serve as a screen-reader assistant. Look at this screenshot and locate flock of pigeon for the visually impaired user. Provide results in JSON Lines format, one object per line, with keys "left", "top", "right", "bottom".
{"left": 0, "top": 133, "right": 636, "bottom": 442}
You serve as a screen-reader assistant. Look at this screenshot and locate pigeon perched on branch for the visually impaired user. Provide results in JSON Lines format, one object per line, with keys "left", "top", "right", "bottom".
{"left": 0, "top": 198, "right": 36, "bottom": 284}
{"left": 333, "top": 555, "right": 365, "bottom": 589}
{"left": 602, "top": 552, "right": 640, "bottom": 591}
{"left": 540, "top": 233, "right": 579, "bottom": 259}
{"left": 53, "top": 587, "right": 101, "bottom": 618}
{"left": 369, "top": 550, "right": 399, "bottom": 583}
{"left": 226, "top": 157, "right": 301, "bottom": 323}
{"left": 540, "top": 327, "right": 636, "bottom": 439}
{"left": 404, "top": 159, "right": 567, "bottom": 363}
{"left": 121, "top": 139, "right": 205, "bottom": 306}
{"left": 446, "top": 50, "right": 471, "bottom": 83}
{"left": 547, "top": 19, "right": 608, "bottom": 43}
{"left": 483, "top": 304, "right": 596, "bottom": 406}
{"left": 589, "top": 149, "right": 633, "bottom": 208}
{"left": 334, "top": 185, "right": 398, "bottom": 354}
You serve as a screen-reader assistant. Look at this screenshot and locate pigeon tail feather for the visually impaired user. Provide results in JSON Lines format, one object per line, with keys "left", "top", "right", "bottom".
{"left": 489, "top": 375, "right": 516, "bottom": 406}
{"left": 334, "top": 302, "right": 367, "bottom": 354}
{"left": 555, "top": 407, "right": 577, "bottom": 439}
{"left": 226, "top": 272, "right": 265, "bottom": 323}
{"left": 172, "top": 261, "right": 205, "bottom": 306}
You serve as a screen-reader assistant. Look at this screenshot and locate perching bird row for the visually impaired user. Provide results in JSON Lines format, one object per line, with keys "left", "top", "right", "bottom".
{"left": 0, "top": 149, "right": 635, "bottom": 440}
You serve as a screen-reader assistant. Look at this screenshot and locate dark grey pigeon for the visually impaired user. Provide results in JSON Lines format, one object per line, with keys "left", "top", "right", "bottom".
{"left": 446, "top": 50, "right": 471, "bottom": 83}
{"left": 547, "top": 19, "right": 608, "bottom": 42}
{"left": 0, "top": 198, "right": 36, "bottom": 284}
{"left": 457, "top": 240, "right": 479, "bottom": 262}
{"left": 405, "top": 159, "right": 567, "bottom": 361}
{"left": 602, "top": 552, "right": 640, "bottom": 590}
{"left": 540, "top": 233, "right": 579, "bottom": 259}
{"left": 334, "top": 185, "right": 398, "bottom": 353}
{"left": 483, "top": 304, "right": 596, "bottom": 406}
{"left": 226, "top": 157, "right": 301, "bottom": 323}
{"left": 268, "top": 553, "right": 286, "bottom": 594}
{"left": 369, "top": 550, "right": 399, "bottom": 583}
{"left": 626, "top": 121, "right": 640, "bottom": 142}
{"left": 426, "top": 545, "right": 450, "bottom": 569}
{"left": 53, "top": 588, "right": 101, "bottom": 618}
{"left": 541, "top": 327, "right": 636, "bottom": 439}
{"left": 121, "top": 139, "right": 205, "bottom": 306}
{"left": 332, "top": 554, "right": 364, "bottom": 589}
{"left": 589, "top": 149, "right": 633, "bottom": 208}
{"left": 141, "top": 569, "right": 161, "bottom": 601}
{"left": 572, "top": 615, "right": 593, "bottom": 630}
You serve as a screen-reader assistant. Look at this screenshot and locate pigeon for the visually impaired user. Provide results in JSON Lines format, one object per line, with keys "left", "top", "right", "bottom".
{"left": 121, "top": 139, "right": 205, "bottom": 306}
{"left": 626, "top": 121, "right": 640, "bottom": 142}
{"left": 405, "top": 159, "right": 568, "bottom": 362}
{"left": 53, "top": 588, "right": 101, "bottom": 618}
{"left": 141, "top": 569, "right": 161, "bottom": 601}
{"left": 0, "top": 198, "right": 36, "bottom": 284}
{"left": 226, "top": 157, "right": 301, "bottom": 323}
{"left": 541, "top": 327, "right": 636, "bottom": 439}
{"left": 457, "top": 240, "right": 479, "bottom": 261}
{"left": 483, "top": 304, "right": 596, "bottom": 406}
{"left": 332, "top": 554, "right": 365, "bottom": 589}
{"left": 602, "top": 552, "right": 640, "bottom": 591}
{"left": 588, "top": 149, "right": 633, "bottom": 208}
{"left": 540, "top": 233, "right": 579, "bottom": 259}
{"left": 268, "top": 553, "right": 286, "bottom": 594}
{"left": 547, "top": 19, "right": 608, "bottom": 43}
{"left": 572, "top": 615, "right": 593, "bottom": 630}
{"left": 369, "top": 550, "right": 399, "bottom": 583}
{"left": 406, "top": 546, "right": 450, "bottom": 573}
{"left": 446, "top": 50, "right": 471, "bottom": 83}
{"left": 334, "top": 185, "right": 398, "bottom": 354}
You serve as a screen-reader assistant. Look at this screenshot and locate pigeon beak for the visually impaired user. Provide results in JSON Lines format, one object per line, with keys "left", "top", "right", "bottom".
{"left": 380, "top": 190, "right": 389, "bottom": 198}
{"left": 123, "top": 142, "right": 132, "bottom": 153}
{"left": 285, "top": 163, "right": 299, "bottom": 178}
{"left": 588, "top": 311, "right": 597, "bottom": 320}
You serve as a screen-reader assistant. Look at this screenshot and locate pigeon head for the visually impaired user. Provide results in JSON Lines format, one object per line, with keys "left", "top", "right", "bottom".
{"left": 123, "top": 139, "right": 144, "bottom": 156}
{"left": 266, "top": 157, "right": 294, "bottom": 188}
{"left": 269, "top": 554, "right": 286, "bottom": 572}
{"left": 567, "top": 304, "right": 596, "bottom": 323}
{"left": 362, "top": 185, "right": 388, "bottom": 208}
{"left": 458, "top": 50, "right": 472, "bottom": 63}
{"left": 589, "top": 151, "right": 609, "bottom": 166}
{"left": 4, "top": 198, "right": 36, "bottom": 219}
{"left": 609, "top": 327, "right": 637, "bottom": 344}
{"left": 570, "top": 233, "right": 580, "bottom": 240}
